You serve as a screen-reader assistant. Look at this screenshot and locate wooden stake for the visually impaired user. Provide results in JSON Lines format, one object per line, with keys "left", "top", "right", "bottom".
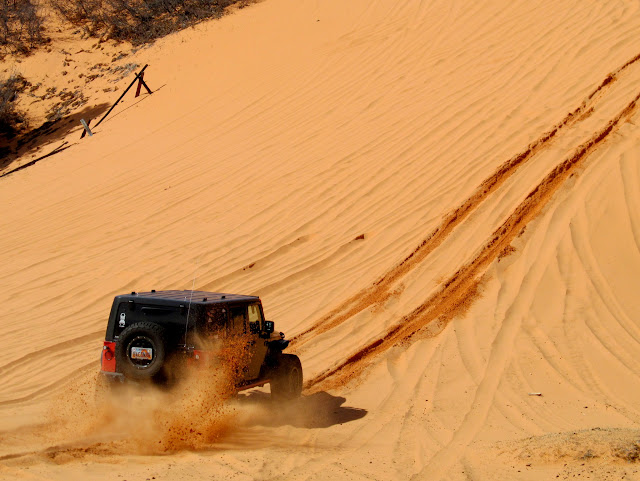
{"left": 135, "top": 71, "right": 152, "bottom": 98}
{"left": 95, "top": 64, "right": 151, "bottom": 128}
{"left": 80, "top": 118, "right": 93, "bottom": 138}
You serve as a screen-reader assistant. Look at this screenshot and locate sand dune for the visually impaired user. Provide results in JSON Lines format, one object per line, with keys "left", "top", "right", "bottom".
{"left": 2, "top": 0, "right": 640, "bottom": 479}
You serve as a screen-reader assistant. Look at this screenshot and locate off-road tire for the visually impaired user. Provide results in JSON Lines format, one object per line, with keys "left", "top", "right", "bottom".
{"left": 115, "top": 322, "right": 167, "bottom": 380}
{"left": 270, "top": 354, "right": 303, "bottom": 400}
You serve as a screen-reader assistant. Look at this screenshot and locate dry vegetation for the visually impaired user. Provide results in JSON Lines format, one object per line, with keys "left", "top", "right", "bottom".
{"left": 1, "top": 0, "right": 252, "bottom": 51}
{"left": 50, "top": 0, "right": 251, "bottom": 44}
{"left": 0, "top": 0, "right": 251, "bottom": 145}
{"left": 0, "top": 73, "right": 29, "bottom": 138}
{"left": 0, "top": 0, "right": 44, "bottom": 53}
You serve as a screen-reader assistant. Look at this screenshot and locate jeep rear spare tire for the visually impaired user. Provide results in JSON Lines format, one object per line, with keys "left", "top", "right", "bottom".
{"left": 116, "top": 322, "right": 167, "bottom": 380}
{"left": 270, "top": 354, "right": 303, "bottom": 400}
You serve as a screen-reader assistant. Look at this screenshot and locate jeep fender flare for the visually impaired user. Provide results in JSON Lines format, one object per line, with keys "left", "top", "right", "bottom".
{"left": 267, "top": 338, "right": 290, "bottom": 352}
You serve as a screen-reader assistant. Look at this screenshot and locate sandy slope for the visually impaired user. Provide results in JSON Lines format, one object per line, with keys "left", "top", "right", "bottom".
{"left": 2, "top": 0, "right": 640, "bottom": 479}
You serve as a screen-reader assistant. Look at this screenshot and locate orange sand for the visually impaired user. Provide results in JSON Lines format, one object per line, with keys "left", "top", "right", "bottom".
{"left": 2, "top": 0, "right": 640, "bottom": 479}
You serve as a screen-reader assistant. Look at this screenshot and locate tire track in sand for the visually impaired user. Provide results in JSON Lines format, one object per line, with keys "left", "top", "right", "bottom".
{"left": 293, "top": 55, "right": 640, "bottom": 349}
{"left": 307, "top": 87, "right": 640, "bottom": 391}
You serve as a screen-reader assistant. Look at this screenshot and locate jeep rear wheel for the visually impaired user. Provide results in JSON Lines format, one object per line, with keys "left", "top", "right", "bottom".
{"left": 115, "top": 322, "right": 167, "bottom": 380}
{"left": 270, "top": 354, "right": 303, "bottom": 400}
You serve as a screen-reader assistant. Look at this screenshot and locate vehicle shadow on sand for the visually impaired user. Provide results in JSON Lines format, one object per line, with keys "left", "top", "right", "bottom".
{"left": 236, "top": 390, "right": 367, "bottom": 429}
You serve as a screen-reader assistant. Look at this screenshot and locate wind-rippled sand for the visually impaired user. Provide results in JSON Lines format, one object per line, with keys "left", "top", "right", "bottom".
{"left": 2, "top": 0, "right": 640, "bottom": 479}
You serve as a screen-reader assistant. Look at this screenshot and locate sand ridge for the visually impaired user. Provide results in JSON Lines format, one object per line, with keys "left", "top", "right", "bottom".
{"left": 303, "top": 50, "right": 640, "bottom": 391}
{"left": 292, "top": 52, "right": 638, "bottom": 351}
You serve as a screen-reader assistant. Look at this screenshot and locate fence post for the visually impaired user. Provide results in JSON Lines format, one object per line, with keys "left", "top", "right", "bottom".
{"left": 135, "top": 71, "right": 152, "bottom": 98}
{"left": 135, "top": 72, "right": 144, "bottom": 98}
{"left": 80, "top": 119, "right": 93, "bottom": 138}
{"left": 93, "top": 64, "right": 151, "bottom": 129}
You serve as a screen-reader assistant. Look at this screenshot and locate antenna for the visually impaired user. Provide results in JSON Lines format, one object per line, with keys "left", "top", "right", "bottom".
{"left": 183, "top": 258, "right": 199, "bottom": 347}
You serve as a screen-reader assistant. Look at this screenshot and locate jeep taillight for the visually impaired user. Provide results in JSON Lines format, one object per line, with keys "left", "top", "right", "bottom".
{"left": 101, "top": 341, "right": 117, "bottom": 372}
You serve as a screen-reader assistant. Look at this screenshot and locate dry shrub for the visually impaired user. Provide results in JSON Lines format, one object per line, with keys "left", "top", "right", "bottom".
{"left": 0, "top": 73, "right": 29, "bottom": 138}
{"left": 50, "top": 0, "right": 248, "bottom": 44}
{"left": 0, "top": 0, "right": 45, "bottom": 53}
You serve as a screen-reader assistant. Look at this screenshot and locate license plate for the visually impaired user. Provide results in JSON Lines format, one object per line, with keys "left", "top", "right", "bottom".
{"left": 131, "top": 347, "right": 153, "bottom": 360}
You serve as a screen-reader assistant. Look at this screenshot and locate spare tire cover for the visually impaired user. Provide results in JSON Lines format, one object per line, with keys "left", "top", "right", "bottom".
{"left": 115, "top": 321, "right": 167, "bottom": 380}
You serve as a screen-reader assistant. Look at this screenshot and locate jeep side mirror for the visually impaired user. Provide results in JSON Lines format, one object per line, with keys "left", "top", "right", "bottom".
{"left": 263, "top": 320, "right": 274, "bottom": 334}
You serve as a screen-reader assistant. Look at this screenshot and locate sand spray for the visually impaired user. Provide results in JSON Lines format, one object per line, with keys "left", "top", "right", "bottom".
{"left": 44, "top": 333, "right": 255, "bottom": 454}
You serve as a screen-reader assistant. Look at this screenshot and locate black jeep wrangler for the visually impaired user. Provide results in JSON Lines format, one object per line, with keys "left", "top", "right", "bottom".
{"left": 99, "top": 290, "right": 303, "bottom": 399}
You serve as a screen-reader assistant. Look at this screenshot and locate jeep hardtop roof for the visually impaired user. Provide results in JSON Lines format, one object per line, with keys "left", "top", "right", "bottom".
{"left": 115, "top": 290, "right": 259, "bottom": 307}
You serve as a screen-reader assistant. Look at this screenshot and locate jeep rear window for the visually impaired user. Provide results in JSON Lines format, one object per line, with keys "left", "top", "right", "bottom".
{"left": 230, "top": 306, "right": 247, "bottom": 333}
{"left": 203, "top": 305, "right": 228, "bottom": 333}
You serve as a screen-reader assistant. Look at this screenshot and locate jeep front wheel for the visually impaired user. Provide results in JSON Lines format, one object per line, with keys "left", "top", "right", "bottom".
{"left": 115, "top": 322, "right": 167, "bottom": 380}
{"left": 270, "top": 354, "right": 303, "bottom": 400}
